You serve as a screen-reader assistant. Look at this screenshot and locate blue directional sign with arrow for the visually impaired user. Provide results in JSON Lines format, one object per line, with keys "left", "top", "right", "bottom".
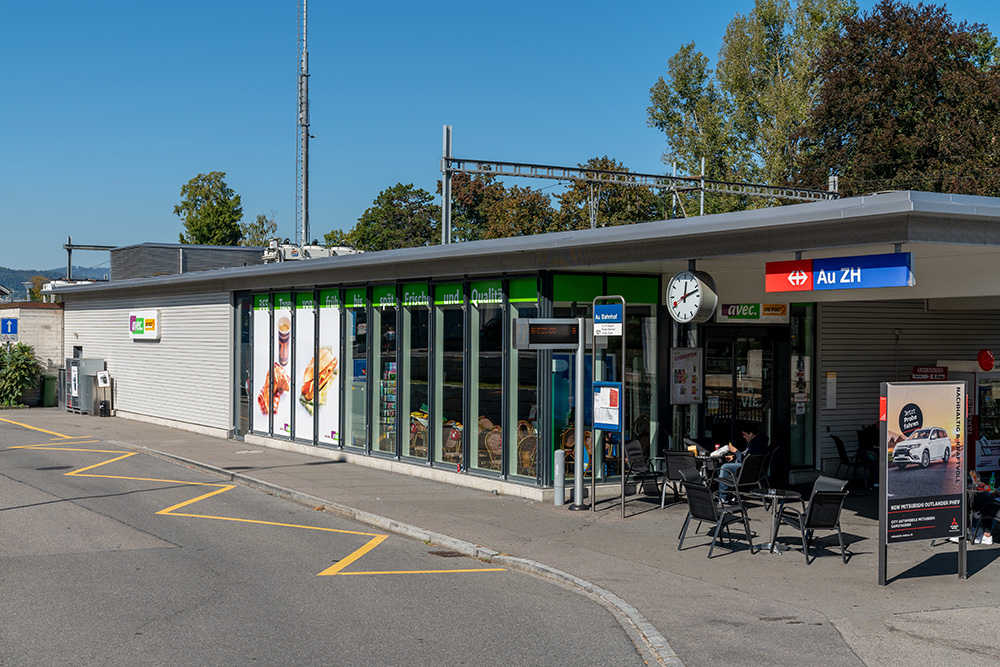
{"left": 1, "top": 318, "right": 19, "bottom": 342}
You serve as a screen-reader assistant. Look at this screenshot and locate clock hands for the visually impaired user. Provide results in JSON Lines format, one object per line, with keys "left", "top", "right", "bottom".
{"left": 672, "top": 282, "right": 699, "bottom": 308}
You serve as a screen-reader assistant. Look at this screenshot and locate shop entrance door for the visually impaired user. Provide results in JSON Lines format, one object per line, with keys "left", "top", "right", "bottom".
{"left": 702, "top": 327, "right": 789, "bottom": 479}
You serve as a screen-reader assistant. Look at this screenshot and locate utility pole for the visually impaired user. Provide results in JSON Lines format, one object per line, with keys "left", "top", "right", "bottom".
{"left": 296, "top": 0, "right": 310, "bottom": 246}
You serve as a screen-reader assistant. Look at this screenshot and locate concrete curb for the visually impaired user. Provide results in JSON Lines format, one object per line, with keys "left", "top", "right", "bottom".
{"left": 111, "top": 440, "right": 683, "bottom": 666}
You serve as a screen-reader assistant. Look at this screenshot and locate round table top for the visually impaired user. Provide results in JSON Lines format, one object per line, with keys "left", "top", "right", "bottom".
{"left": 747, "top": 488, "right": 802, "bottom": 501}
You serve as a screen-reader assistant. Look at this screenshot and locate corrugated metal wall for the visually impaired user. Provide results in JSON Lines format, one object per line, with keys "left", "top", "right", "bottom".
{"left": 111, "top": 245, "right": 263, "bottom": 280}
{"left": 817, "top": 300, "right": 1000, "bottom": 473}
{"left": 63, "top": 292, "right": 232, "bottom": 431}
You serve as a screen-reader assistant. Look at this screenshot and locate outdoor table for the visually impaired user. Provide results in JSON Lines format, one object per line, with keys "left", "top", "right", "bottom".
{"left": 746, "top": 488, "right": 803, "bottom": 554}
{"left": 695, "top": 454, "right": 724, "bottom": 482}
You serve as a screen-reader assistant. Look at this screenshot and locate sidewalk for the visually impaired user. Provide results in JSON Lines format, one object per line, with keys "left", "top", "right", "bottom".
{"left": 9, "top": 410, "right": 1000, "bottom": 666}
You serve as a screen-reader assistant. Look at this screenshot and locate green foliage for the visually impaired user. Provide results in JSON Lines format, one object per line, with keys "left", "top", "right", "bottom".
{"left": 27, "top": 275, "right": 47, "bottom": 302}
{"left": 0, "top": 342, "right": 41, "bottom": 406}
{"left": 323, "top": 229, "right": 350, "bottom": 247}
{"left": 335, "top": 184, "right": 440, "bottom": 252}
{"left": 647, "top": 0, "right": 856, "bottom": 213}
{"left": 799, "top": 0, "right": 1000, "bottom": 196}
{"left": 446, "top": 173, "right": 558, "bottom": 242}
{"left": 174, "top": 172, "right": 244, "bottom": 245}
{"left": 239, "top": 213, "right": 278, "bottom": 248}
{"left": 553, "top": 157, "right": 665, "bottom": 230}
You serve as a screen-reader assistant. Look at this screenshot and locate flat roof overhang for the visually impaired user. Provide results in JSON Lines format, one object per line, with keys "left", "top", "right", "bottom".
{"left": 53, "top": 191, "right": 1000, "bottom": 299}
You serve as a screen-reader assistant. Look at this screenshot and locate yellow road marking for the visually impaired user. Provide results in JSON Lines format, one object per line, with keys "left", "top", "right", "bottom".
{"left": 318, "top": 535, "right": 388, "bottom": 575}
{"left": 5, "top": 423, "right": 504, "bottom": 578}
{"left": 0, "top": 416, "right": 73, "bottom": 438}
{"left": 336, "top": 568, "right": 508, "bottom": 575}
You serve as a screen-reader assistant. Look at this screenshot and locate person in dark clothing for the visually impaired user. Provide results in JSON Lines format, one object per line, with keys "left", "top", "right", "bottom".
{"left": 717, "top": 421, "right": 768, "bottom": 500}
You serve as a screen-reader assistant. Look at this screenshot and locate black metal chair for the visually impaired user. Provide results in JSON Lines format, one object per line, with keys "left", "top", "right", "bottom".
{"left": 711, "top": 452, "right": 767, "bottom": 509}
{"left": 831, "top": 435, "right": 870, "bottom": 487}
{"left": 660, "top": 450, "right": 699, "bottom": 507}
{"left": 776, "top": 475, "right": 850, "bottom": 563}
{"left": 678, "top": 480, "right": 755, "bottom": 558}
{"left": 623, "top": 438, "right": 662, "bottom": 497}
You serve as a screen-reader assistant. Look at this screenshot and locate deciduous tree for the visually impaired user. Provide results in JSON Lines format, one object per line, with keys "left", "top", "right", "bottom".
{"left": 336, "top": 183, "right": 440, "bottom": 252}
{"left": 647, "top": 0, "right": 855, "bottom": 212}
{"left": 798, "top": 0, "right": 1000, "bottom": 196}
{"left": 239, "top": 213, "right": 278, "bottom": 248}
{"left": 175, "top": 172, "right": 244, "bottom": 245}
{"left": 553, "top": 157, "right": 665, "bottom": 229}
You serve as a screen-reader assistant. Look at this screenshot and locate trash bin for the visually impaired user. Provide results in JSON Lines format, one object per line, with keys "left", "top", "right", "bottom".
{"left": 42, "top": 375, "right": 57, "bottom": 407}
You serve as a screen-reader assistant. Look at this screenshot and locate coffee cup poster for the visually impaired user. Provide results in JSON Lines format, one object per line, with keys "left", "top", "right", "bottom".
{"left": 883, "top": 382, "right": 965, "bottom": 543}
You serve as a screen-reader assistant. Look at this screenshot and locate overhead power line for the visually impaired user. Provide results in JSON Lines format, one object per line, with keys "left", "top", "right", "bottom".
{"left": 439, "top": 126, "right": 839, "bottom": 244}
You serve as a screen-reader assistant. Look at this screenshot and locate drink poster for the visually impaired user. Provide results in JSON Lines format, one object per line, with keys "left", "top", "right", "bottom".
{"left": 272, "top": 293, "right": 293, "bottom": 437}
{"left": 251, "top": 294, "right": 272, "bottom": 434}
{"left": 317, "top": 289, "right": 342, "bottom": 446}
{"left": 882, "top": 382, "right": 965, "bottom": 544}
{"left": 294, "top": 293, "right": 316, "bottom": 443}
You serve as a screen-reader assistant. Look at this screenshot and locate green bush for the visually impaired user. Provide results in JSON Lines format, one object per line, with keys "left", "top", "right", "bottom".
{"left": 0, "top": 342, "right": 42, "bottom": 407}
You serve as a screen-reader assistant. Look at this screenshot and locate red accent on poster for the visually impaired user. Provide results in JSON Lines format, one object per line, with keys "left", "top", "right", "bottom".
{"left": 879, "top": 396, "right": 887, "bottom": 422}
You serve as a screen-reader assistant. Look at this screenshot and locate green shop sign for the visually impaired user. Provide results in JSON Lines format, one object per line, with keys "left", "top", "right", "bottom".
{"left": 319, "top": 289, "right": 340, "bottom": 308}
{"left": 508, "top": 277, "right": 538, "bottom": 303}
{"left": 345, "top": 287, "right": 367, "bottom": 309}
{"left": 434, "top": 283, "right": 463, "bottom": 306}
{"left": 372, "top": 285, "right": 397, "bottom": 308}
{"left": 470, "top": 280, "right": 502, "bottom": 305}
{"left": 274, "top": 293, "right": 293, "bottom": 311}
{"left": 253, "top": 294, "right": 271, "bottom": 311}
{"left": 402, "top": 282, "right": 429, "bottom": 307}
{"left": 296, "top": 292, "right": 316, "bottom": 310}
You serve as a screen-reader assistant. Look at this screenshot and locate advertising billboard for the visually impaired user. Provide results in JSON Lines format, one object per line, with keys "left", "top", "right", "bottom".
{"left": 251, "top": 295, "right": 272, "bottom": 434}
{"left": 317, "top": 289, "right": 342, "bottom": 446}
{"left": 882, "top": 382, "right": 965, "bottom": 545}
{"left": 271, "top": 293, "right": 293, "bottom": 437}
{"left": 294, "top": 293, "right": 316, "bottom": 443}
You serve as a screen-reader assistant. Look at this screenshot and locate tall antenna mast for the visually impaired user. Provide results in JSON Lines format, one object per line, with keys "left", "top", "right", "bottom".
{"left": 296, "top": 0, "right": 310, "bottom": 246}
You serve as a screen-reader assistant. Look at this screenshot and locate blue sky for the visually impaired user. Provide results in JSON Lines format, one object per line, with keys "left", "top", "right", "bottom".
{"left": 1, "top": 1, "right": 995, "bottom": 271}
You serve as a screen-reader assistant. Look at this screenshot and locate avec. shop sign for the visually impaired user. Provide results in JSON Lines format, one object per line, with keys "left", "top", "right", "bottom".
{"left": 129, "top": 310, "right": 160, "bottom": 340}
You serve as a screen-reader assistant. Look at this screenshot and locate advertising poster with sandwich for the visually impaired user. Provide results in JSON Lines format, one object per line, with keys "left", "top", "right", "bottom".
{"left": 251, "top": 294, "right": 272, "bottom": 434}
{"left": 271, "top": 293, "right": 293, "bottom": 436}
{"left": 316, "top": 289, "right": 341, "bottom": 446}
{"left": 294, "top": 292, "right": 316, "bottom": 442}
{"left": 882, "top": 382, "right": 965, "bottom": 544}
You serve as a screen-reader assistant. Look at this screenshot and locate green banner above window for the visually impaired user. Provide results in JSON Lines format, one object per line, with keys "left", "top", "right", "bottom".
{"left": 553, "top": 274, "right": 602, "bottom": 303}
{"left": 253, "top": 294, "right": 271, "bottom": 311}
{"left": 508, "top": 277, "right": 538, "bottom": 303}
{"left": 345, "top": 287, "right": 367, "bottom": 309}
{"left": 295, "top": 292, "right": 316, "bottom": 309}
{"left": 402, "top": 282, "right": 429, "bottom": 307}
{"left": 608, "top": 276, "right": 658, "bottom": 304}
{"left": 319, "top": 289, "right": 340, "bottom": 308}
{"left": 372, "top": 285, "right": 396, "bottom": 308}
{"left": 434, "top": 283, "right": 463, "bottom": 306}
{"left": 274, "top": 293, "right": 293, "bottom": 310}
{"left": 470, "top": 280, "right": 502, "bottom": 305}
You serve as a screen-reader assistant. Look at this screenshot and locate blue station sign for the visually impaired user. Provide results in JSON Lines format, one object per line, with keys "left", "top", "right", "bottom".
{"left": 766, "top": 252, "right": 914, "bottom": 292}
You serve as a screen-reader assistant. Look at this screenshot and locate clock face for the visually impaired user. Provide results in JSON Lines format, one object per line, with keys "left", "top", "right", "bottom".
{"left": 666, "top": 270, "right": 718, "bottom": 323}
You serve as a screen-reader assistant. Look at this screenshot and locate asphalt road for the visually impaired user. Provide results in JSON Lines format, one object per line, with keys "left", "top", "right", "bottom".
{"left": 0, "top": 425, "right": 646, "bottom": 666}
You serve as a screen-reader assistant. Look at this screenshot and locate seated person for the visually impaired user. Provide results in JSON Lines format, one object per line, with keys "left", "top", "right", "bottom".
{"left": 716, "top": 421, "right": 769, "bottom": 501}
{"left": 952, "top": 485, "right": 1000, "bottom": 545}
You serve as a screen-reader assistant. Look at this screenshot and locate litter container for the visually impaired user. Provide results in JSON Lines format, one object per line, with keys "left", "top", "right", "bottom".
{"left": 99, "top": 400, "right": 111, "bottom": 417}
{"left": 42, "top": 375, "right": 57, "bottom": 407}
